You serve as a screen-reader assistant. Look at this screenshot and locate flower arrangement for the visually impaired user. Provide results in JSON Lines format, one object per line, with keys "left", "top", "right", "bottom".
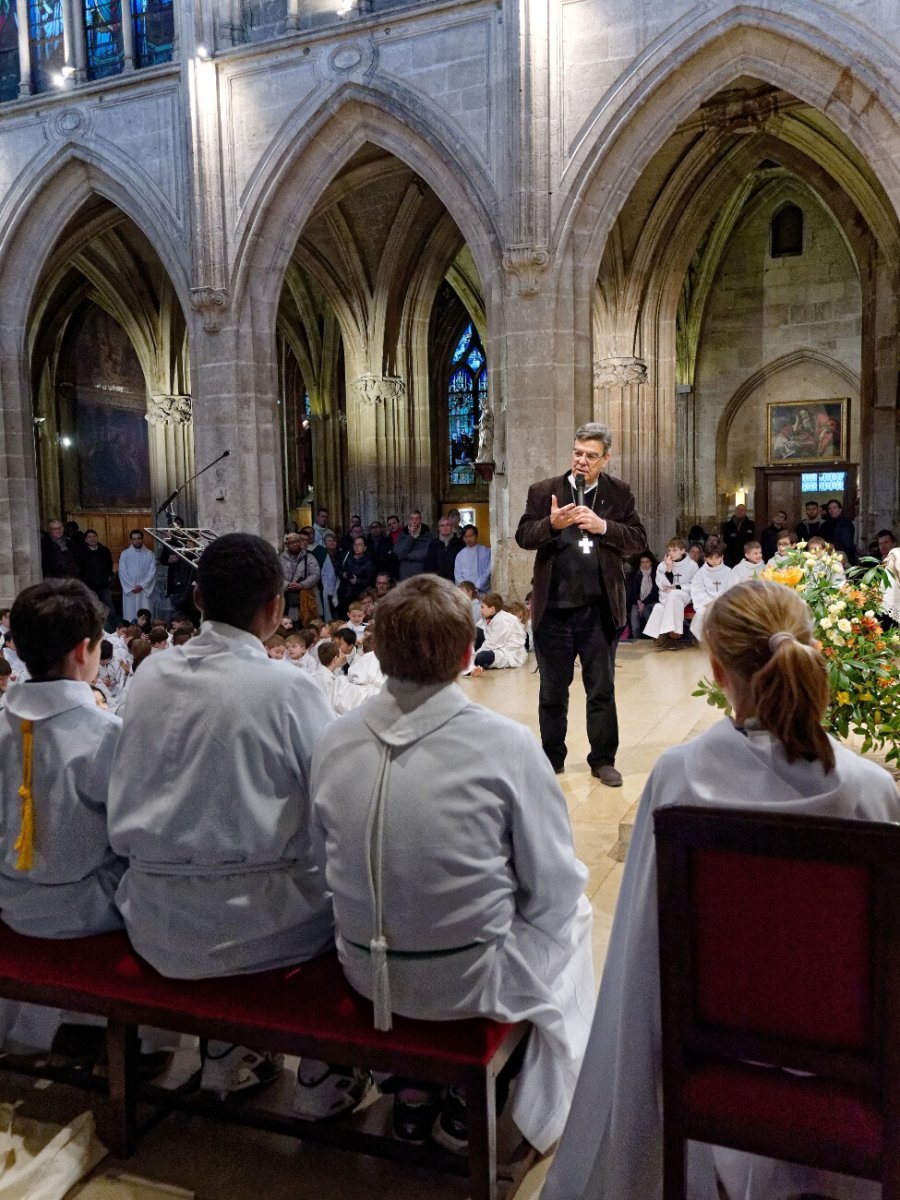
{"left": 693, "top": 543, "right": 900, "bottom": 764}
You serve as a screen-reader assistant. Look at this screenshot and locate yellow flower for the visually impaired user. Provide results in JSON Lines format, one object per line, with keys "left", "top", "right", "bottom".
{"left": 836, "top": 691, "right": 851, "bottom": 706}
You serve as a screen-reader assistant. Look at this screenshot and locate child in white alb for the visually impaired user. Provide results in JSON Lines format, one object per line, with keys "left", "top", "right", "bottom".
{"left": 332, "top": 631, "right": 386, "bottom": 713}
{"left": 730, "top": 540, "right": 766, "bottom": 584}
{"left": 96, "top": 640, "right": 129, "bottom": 706}
{"left": 345, "top": 604, "right": 367, "bottom": 638}
{"left": 766, "top": 532, "right": 795, "bottom": 566}
{"left": 642, "top": 538, "right": 700, "bottom": 646}
{"left": 1, "top": 635, "right": 29, "bottom": 682}
{"left": 689, "top": 538, "right": 732, "bottom": 642}
{"left": 467, "top": 593, "right": 527, "bottom": 676}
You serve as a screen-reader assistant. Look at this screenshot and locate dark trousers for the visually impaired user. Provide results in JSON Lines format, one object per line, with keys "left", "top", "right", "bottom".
{"left": 533, "top": 603, "right": 619, "bottom": 770}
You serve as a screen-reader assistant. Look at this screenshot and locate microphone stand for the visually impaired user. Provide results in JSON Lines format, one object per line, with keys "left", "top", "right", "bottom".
{"left": 156, "top": 450, "right": 231, "bottom": 524}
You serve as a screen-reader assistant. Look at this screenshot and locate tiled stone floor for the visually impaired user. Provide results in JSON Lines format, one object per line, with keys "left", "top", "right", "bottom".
{"left": 2, "top": 639, "right": 721, "bottom": 1199}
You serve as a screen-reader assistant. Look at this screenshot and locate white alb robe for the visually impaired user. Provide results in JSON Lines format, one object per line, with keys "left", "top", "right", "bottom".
{"left": 331, "top": 651, "right": 385, "bottom": 714}
{"left": 477, "top": 609, "right": 527, "bottom": 669}
{"left": 643, "top": 557, "right": 700, "bottom": 637}
{"left": 0, "top": 680, "right": 123, "bottom": 1050}
{"left": 118, "top": 545, "right": 158, "bottom": 621}
{"left": 311, "top": 680, "right": 595, "bottom": 1153}
{"left": 688, "top": 562, "right": 733, "bottom": 642}
{"left": 729, "top": 557, "right": 766, "bottom": 585}
{"left": 542, "top": 719, "right": 899, "bottom": 1200}
{"left": 108, "top": 621, "right": 336, "bottom": 978}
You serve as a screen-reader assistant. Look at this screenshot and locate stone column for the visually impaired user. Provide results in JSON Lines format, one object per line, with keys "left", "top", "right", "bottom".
{"left": 121, "top": 0, "right": 135, "bottom": 71}
{"left": 15, "top": 0, "right": 31, "bottom": 96}
{"left": 145, "top": 394, "right": 195, "bottom": 522}
{"left": 346, "top": 373, "right": 410, "bottom": 522}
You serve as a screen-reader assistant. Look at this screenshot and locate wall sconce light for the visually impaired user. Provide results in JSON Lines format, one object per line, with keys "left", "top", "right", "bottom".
{"left": 196, "top": 43, "right": 211, "bottom": 60}
{"left": 59, "top": 435, "right": 73, "bottom": 449}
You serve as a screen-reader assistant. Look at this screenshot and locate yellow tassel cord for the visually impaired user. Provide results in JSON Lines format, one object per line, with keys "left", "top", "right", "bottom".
{"left": 14, "top": 720, "right": 34, "bottom": 871}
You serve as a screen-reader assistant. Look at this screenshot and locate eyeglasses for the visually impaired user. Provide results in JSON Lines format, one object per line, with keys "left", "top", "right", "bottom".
{"left": 572, "top": 449, "right": 606, "bottom": 463}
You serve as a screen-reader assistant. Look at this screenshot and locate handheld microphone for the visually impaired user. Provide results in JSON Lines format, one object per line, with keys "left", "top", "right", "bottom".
{"left": 574, "top": 473, "right": 586, "bottom": 507}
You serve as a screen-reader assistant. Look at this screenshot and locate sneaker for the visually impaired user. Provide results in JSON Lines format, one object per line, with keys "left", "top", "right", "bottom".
{"left": 432, "top": 1086, "right": 468, "bottom": 1154}
{"left": 392, "top": 1086, "right": 441, "bottom": 1144}
{"left": 200, "top": 1044, "right": 283, "bottom": 1100}
{"left": 292, "top": 1061, "right": 373, "bottom": 1120}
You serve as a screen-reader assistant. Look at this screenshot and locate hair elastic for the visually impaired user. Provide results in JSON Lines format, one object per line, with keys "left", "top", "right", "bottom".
{"left": 768, "top": 630, "right": 797, "bottom": 653}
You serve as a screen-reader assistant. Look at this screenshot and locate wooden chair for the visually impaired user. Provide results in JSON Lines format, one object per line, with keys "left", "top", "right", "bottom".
{"left": 654, "top": 805, "right": 900, "bottom": 1200}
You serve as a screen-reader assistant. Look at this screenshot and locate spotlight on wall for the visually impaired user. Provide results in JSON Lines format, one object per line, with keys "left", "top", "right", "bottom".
{"left": 336, "top": 0, "right": 355, "bottom": 16}
{"left": 51, "top": 72, "right": 66, "bottom": 88}
{"left": 59, "top": 436, "right": 73, "bottom": 449}
{"left": 196, "top": 43, "right": 211, "bottom": 60}
{"left": 60, "top": 64, "right": 76, "bottom": 78}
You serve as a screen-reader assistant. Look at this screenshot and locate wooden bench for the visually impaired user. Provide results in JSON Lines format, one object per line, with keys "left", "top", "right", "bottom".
{"left": 0, "top": 925, "right": 529, "bottom": 1200}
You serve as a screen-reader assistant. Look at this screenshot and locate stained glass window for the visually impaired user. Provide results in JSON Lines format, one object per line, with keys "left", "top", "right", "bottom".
{"left": 133, "top": 0, "right": 173, "bottom": 67}
{"left": 801, "top": 471, "right": 846, "bottom": 492}
{"left": 28, "top": 0, "right": 64, "bottom": 92}
{"left": 85, "top": 0, "right": 123, "bottom": 79}
{"left": 448, "top": 322, "right": 487, "bottom": 488}
{"left": 0, "top": 0, "right": 18, "bottom": 101}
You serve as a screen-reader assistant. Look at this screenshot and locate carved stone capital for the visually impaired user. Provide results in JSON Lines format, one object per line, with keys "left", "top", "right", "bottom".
{"left": 501, "top": 245, "right": 550, "bottom": 298}
{"left": 190, "top": 288, "right": 229, "bottom": 334}
{"left": 350, "top": 374, "right": 405, "bottom": 406}
{"left": 146, "top": 394, "right": 193, "bottom": 426}
{"left": 593, "top": 356, "right": 648, "bottom": 388}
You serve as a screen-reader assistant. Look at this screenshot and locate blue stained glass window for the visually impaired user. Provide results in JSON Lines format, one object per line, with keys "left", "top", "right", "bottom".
{"left": 85, "top": 0, "right": 123, "bottom": 80}
{"left": 28, "top": 0, "right": 64, "bottom": 93}
{"left": 451, "top": 325, "right": 472, "bottom": 365}
{"left": 0, "top": 0, "right": 19, "bottom": 102}
{"left": 133, "top": 0, "right": 173, "bottom": 67}
{"left": 448, "top": 322, "right": 487, "bottom": 488}
{"left": 801, "top": 470, "right": 847, "bottom": 492}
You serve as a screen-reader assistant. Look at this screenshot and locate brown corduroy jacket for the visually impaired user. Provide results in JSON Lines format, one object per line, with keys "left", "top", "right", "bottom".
{"left": 515, "top": 472, "right": 648, "bottom": 632}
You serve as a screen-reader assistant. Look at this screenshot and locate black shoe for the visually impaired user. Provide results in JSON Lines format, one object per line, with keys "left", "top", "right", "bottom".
{"left": 433, "top": 1086, "right": 468, "bottom": 1154}
{"left": 393, "top": 1087, "right": 441, "bottom": 1144}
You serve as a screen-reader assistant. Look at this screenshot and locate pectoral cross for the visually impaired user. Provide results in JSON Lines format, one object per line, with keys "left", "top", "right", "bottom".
{"left": 673, "top": 571, "right": 682, "bottom": 586}
{"left": 713, "top": 580, "right": 722, "bottom": 592}
{"left": 579, "top": 534, "right": 593, "bottom": 555}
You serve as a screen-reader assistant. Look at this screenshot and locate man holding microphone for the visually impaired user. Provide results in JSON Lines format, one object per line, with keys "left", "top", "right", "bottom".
{"left": 516, "top": 423, "right": 646, "bottom": 786}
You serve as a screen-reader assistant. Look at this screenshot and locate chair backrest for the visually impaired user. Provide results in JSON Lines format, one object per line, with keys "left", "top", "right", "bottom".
{"left": 654, "top": 805, "right": 900, "bottom": 1091}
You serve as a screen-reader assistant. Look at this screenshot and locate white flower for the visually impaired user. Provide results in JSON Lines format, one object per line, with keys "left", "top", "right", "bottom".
{"left": 837, "top": 618, "right": 852, "bottom": 633}
{"left": 865, "top": 610, "right": 875, "bottom": 619}
{"left": 829, "top": 632, "right": 845, "bottom": 646}
{"left": 819, "top": 617, "right": 833, "bottom": 630}
{"left": 832, "top": 600, "right": 846, "bottom": 612}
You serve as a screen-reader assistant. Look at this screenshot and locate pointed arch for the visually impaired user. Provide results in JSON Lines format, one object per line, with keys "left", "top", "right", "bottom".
{"left": 558, "top": 5, "right": 900, "bottom": 278}
{"left": 231, "top": 84, "right": 502, "bottom": 324}
{"left": 715, "top": 349, "right": 861, "bottom": 482}
{"left": 0, "top": 145, "right": 191, "bottom": 329}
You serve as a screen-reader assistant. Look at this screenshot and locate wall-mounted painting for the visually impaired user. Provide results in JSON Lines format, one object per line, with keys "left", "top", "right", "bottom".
{"left": 767, "top": 399, "right": 848, "bottom": 465}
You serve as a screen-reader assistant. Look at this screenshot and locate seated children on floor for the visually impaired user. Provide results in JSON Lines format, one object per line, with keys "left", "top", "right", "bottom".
{"left": 642, "top": 537, "right": 699, "bottom": 646}
{"left": 310, "top": 574, "right": 594, "bottom": 1155}
{"left": 730, "top": 539, "right": 766, "bottom": 584}
{"left": 688, "top": 536, "right": 732, "bottom": 642}
{"left": 466, "top": 592, "right": 527, "bottom": 676}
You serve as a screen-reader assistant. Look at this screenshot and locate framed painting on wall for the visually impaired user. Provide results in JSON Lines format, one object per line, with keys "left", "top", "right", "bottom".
{"left": 767, "top": 399, "right": 848, "bottom": 465}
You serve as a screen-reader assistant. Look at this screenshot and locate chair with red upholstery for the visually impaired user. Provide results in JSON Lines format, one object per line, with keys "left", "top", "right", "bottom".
{"left": 654, "top": 805, "right": 900, "bottom": 1200}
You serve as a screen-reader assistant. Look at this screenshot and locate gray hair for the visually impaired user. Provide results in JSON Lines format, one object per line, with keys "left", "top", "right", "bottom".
{"left": 574, "top": 422, "right": 612, "bottom": 453}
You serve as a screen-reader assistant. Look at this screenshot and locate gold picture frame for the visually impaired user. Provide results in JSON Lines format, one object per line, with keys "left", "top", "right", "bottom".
{"left": 767, "top": 399, "right": 848, "bottom": 465}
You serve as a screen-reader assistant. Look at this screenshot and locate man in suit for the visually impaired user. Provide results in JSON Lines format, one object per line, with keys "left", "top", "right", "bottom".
{"left": 515, "top": 422, "right": 646, "bottom": 787}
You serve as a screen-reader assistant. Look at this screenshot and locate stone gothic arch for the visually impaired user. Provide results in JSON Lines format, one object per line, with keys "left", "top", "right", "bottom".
{"left": 556, "top": 16, "right": 900, "bottom": 552}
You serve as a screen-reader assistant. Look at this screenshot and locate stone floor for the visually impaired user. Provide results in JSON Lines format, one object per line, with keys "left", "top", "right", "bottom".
{"left": 2, "top": 639, "right": 721, "bottom": 1200}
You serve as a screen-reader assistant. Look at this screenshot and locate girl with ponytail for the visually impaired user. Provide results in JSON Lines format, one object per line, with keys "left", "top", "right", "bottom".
{"left": 544, "top": 579, "right": 899, "bottom": 1200}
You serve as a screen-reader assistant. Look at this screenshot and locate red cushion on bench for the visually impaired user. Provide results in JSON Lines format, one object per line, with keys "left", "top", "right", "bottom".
{"left": 0, "top": 924, "right": 516, "bottom": 1066}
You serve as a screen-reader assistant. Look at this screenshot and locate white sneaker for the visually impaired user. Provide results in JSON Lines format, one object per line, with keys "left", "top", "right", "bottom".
{"left": 200, "top": 1043, "right": 284, "bottom": 1099}
{"left": 292, "top": 1060, "right": 373, "bottom": 1120}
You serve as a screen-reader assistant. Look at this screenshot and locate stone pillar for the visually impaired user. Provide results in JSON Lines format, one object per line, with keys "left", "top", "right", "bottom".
{"left": 121, "top": 0, "right": 135, "bottom": 72}
{"left": 346, "top": 373, "right": 412, "bottom": 522}
{"left": 15, "top": 0, "right": 31, "bottom": 96}
{"left": 145, "top": 394, "right": 195, "bottom": 522}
